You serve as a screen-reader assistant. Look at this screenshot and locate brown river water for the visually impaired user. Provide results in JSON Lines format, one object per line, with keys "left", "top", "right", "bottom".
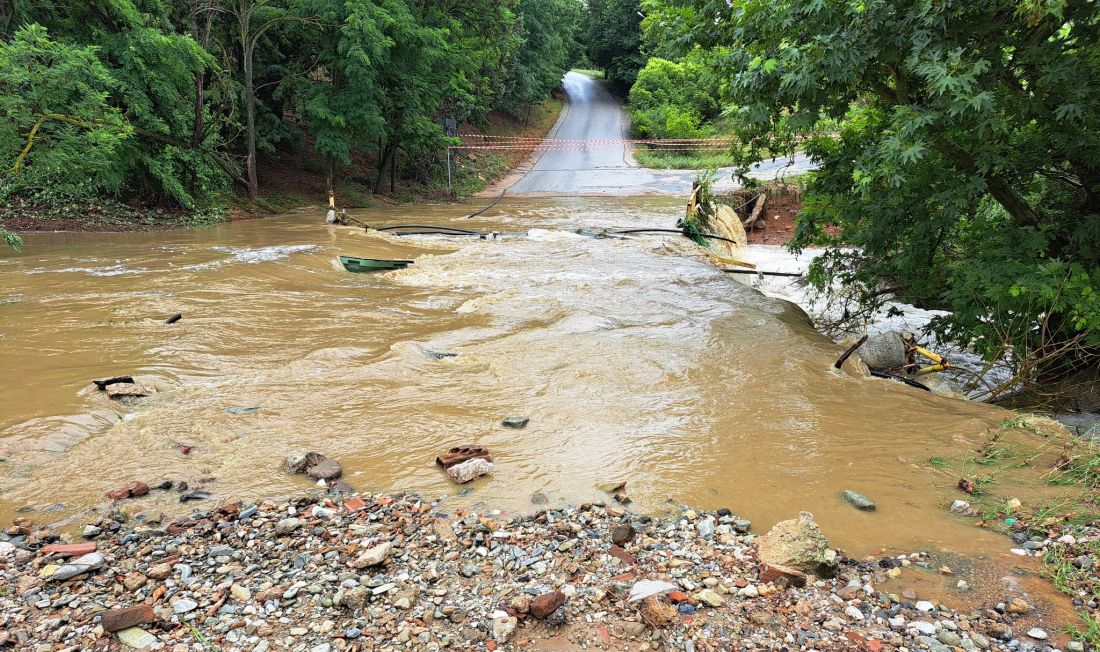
{"left": 0, "top": 198, "right": 1075, "bottom": 572}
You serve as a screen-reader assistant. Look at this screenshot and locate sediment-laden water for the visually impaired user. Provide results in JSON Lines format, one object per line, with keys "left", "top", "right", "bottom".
{"left": 0, "top": 198, "right": 1070, "bottom": 562}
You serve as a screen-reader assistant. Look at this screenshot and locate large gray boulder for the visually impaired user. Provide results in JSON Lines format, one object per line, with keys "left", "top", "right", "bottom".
{"left": 860, "top": 332, "right": 907, "bottom": 370}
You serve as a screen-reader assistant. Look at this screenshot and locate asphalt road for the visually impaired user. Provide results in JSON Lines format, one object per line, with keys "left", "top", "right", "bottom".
{"left": 496, "top": 72, "right": 813, "bottom": 197}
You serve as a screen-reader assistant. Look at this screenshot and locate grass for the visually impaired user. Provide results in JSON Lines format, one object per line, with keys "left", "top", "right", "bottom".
{"left": 1042, "top": 537, "right": 1100, "bottom": 646}
{"left": 571, "top": 68, "right": 605, "bottom": 79}
{"left": 633, "top": 149, "right": 740, "bottom": 170}
{"left": 1048, "top": 440, "right": 1100, "bottom": 489}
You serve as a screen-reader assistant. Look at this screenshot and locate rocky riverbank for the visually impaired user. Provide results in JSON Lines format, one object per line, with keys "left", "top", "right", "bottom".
{"left": 0, "top": 490, "right": 1083, "bottom": 651}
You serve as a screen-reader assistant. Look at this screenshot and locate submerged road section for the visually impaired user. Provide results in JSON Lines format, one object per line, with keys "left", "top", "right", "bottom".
{"left": 491, "top": 71, "right": 813, "bottom": 197}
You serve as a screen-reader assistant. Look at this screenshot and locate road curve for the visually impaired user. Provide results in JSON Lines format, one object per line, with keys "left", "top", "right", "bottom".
{"left": 487, "top": 71, "right": 813, "bottom": 198}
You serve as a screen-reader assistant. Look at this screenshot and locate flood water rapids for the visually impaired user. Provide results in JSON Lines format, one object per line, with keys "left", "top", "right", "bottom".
{"left": 0, "top": 197, "right": 1048, "bottom": 562}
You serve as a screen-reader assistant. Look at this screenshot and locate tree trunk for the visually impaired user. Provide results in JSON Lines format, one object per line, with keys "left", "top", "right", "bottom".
{"left": 390, "top": 149, "right": 396, "bottom": 193}
{"left": 190, "top": 1, "right": 214, "bottom": 149}
{"left": 375, "top": 143, "right": 396, "bottom": 194}
{"left": 326, "top": 155, "right": 334, "bottom": 198}
{"left": 240, "top": 0, "right": 259, "bottom": 199}
{"left": 930, "top": 134, "right": 1040, "bottom": 228}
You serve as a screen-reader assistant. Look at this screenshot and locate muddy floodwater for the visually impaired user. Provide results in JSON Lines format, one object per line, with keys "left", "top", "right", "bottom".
{"left": 0, "top": 198, "right": 1070, "bottom": 564}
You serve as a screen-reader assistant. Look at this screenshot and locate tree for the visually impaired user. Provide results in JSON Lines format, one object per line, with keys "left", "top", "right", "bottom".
{"left": 646, "top": 0, "right": 1100, "bottom": 377}
{"left": 0, "top": 25, "right": 131, "bottom": 203}
{"left": 586, "top": 0, "right": 644, "bottom": 90}
{"left": 499, "top": 0, "right": 582, "bottom": 120}
{"left": 628, "top": 52, "right": 719, "bottom": 138}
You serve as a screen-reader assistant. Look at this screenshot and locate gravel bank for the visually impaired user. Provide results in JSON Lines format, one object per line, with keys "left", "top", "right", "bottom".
{"left": 0, "top": 492, "right": 1076, "bottom": 651}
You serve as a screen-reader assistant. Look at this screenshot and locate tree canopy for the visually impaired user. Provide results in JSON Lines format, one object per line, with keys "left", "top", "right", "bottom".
{"left": 644, "top": 0, "right": 1100, "bottom": 376}
{"left": 0, "top": 0, "right": 584, "bottom": 217}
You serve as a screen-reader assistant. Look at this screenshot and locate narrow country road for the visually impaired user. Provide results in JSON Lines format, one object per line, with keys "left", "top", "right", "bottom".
{"left": 493, "top": 71, "right": 813, "bottom": 197}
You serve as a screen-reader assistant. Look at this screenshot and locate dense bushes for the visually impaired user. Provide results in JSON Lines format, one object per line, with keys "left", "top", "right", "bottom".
{"left": 0, "top": 0, "right": 584, "bottom": 230}
{"left": 628, "top": 54, "right": 719, "bottom": 140}
{"left": 643, "top": 0, "right": 1100, "bottom": 380}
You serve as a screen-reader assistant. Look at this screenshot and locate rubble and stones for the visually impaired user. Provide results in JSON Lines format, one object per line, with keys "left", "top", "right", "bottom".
{"left": 0, "top": 493, "right": 1080, "bottom": 651}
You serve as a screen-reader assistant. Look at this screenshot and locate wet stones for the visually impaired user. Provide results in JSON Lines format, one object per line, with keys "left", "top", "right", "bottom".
{"left": 445, "top": 458, "right": 494, "bottom": 484}
{"left": 841, "top": 489, "right": 875, "bottom": 511}
{"left": 285, "top": 451, "right": 342, "bottom": 482}
{"left": 105, "top": 382, "right": 152, "bottom": 399}
{"left": 92, "top": 375, "right": 135, "bottom": 390}
{"left": 860, "top": 332, "right": 908, "bottom": 369}
{"left": 306, "top": 458, "right": 343, "bottom": 481}
{"left": 106, "top": 482, "right": 150, "bottom": 502}
{"left": 435, "top": 445, "right": 493, "bottom": 469}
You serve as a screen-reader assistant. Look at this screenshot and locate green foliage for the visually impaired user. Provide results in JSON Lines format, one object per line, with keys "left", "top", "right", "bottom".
{"left": 499, "top": 0, "right": 583, "bottom": 118}
{"left": 585, "top": 0, "right": 644, "bottom": 89}
{"left": 1, "top": 225, "right": 22, "bottom": 251}
{"left": 647, "top": 0, "right": 1100, "bottom": 369}
{"left": 0, "top": 25, "right": 131, "bottom": 204}
{"left": 629, "top": 53, "right": 718, "bottom": 139}
{"left": 1, "top": 0, "right": 584, "bottom": 220}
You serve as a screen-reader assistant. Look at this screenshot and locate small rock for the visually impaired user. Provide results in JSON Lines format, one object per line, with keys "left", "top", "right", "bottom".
{"left": 628, "top": 579, "right": 678, "bottom": 602}
{"left": 1005, "top": 597, "right": 1030, "bottom": 614}
{"left": 122, "top": 572, "right": 148, "bottom": 592}
{"left": 306, "top": 458, "right": 343, "bottom": 481}
{"left": 230, "top": 584, "right": 251, "bottom": 601}
{"left": 502, "top": 416, "right": 529, "bottom": 429}
{"left": 913, "top": 621, "right": 936, "bottom": 636}
{"left": 639, "top": 596, "right": 677, "bottom": 627}
{"left": 915, "top": 600, "right": 935, "bottom": 612}
{"left": 611, "top": 523, "right": 636, "bottom": 546}
{"left": 1026, "top": 628, "right": 1048, "bottom": 640}
{"left": 698, "top": 588, "right": 725, "bottom": 606}
{"left": 445, "top": 458, "right": 494, "bottom": 483}
{"left": 950, "top": 499, "right": 971, "bottom": 514}
{"left": 47, "top": 552, "right": 105, "bottom": 582}
{"left": 492, "top": 615, "right": 518, "bottom": 642}
{"left": 350, "top": 542, "right": 391, "bottom": 568}
{"left": 286, "top": 452, "right": 311, "bottom": 474}
{"left": 844, "top": 605, "right": 864, "bottom": 621}
{"left": 530, "top": 590, "right": 566, "bottom": 618}
{"left": 274, "top": 518, "right": 302, "bottom": 535}
{"left": 841, "top": 490, "right": 875, "bottom": 511}
{"left": 116, "top": 627, "right": 158, "bottom": 650}
{"left": 172, "top": 598, "right": 198, "bottom": 614}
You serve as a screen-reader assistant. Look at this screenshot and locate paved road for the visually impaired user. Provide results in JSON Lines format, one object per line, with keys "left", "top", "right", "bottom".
{"left": 493, "top": 72, "right": 813, "bottom": 197}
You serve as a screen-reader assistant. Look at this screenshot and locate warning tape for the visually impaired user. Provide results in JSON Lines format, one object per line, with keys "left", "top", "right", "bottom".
{"left": 450, "top": 144, "right": 734, "bottom": 151}
{"left": 457, "top": 133, "right": 737, "bottom": 144}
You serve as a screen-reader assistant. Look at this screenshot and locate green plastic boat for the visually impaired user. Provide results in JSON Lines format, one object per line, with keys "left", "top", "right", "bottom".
{"left": 338, "top": 255, "right": 413, "bottom": 272}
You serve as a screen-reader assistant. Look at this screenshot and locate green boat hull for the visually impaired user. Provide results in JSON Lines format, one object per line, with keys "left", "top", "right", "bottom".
{"left": 338, "top": 256, "right": 413, "bottom": 272}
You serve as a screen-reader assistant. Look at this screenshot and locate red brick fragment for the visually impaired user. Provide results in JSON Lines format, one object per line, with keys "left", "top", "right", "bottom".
{"left": 40, "top": 542, "right": 97, "bottom": 557}
{"left": 101, "top": 605, "right": 155, "bottom": 632}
